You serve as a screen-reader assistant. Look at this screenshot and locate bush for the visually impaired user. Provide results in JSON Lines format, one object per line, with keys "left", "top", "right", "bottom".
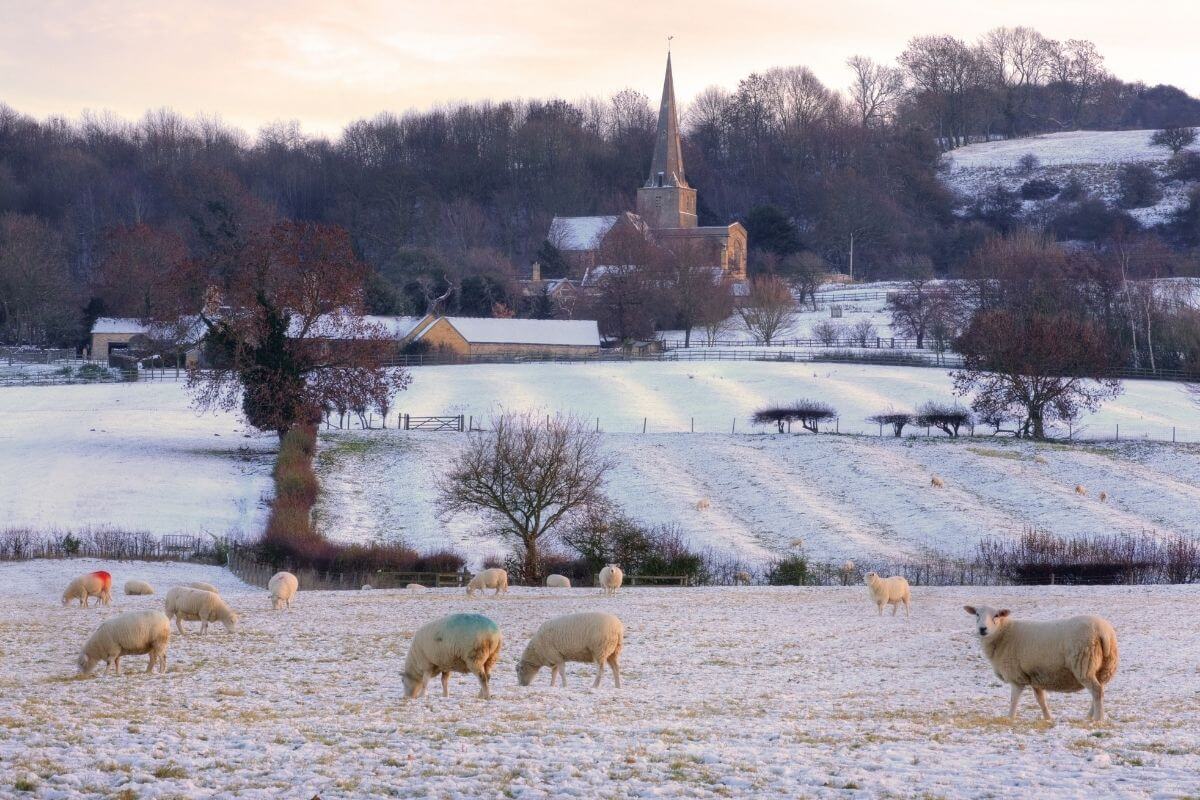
{"left": 867, "top": 410, "right": 913, "bottom": 437}
{"left": 561, "top": 508, "right": 710, "bottom": 584}
{"left": 767, "top": 555, "right": 809, "bottom": 585}
{"left": 1116, "top": 164, "right": 1163, "bottom": 209}
{"left": 1020, "top": 178, "right": 1059, "bottom": 200}
{"left": 752, "top": 400, "right": 837, "bottom": 434}
{"left": 1050, "top": 198, "right": 1136, "bottom": 242}
{"left": 60, "top": 532, "right": 81, "bottom": 556}
{"left": 811, "top": 320, "right": 844, "bottom": 346}
{"left": 975, "top": 529, "right": 1165, "bottom": 585}
{"left": 1058, "top": 177, "right": 1087, "bottom": 202}
{"left": 916, "top": 401, "right": 973, "bottom": 437}
{"left": 1017, "top": 153, "right": 1040, "bottom": 174}
{"left": 848, "top": 319, "right": 877, "bottom": 347}
{"left": 1168, "top": 151, "right": 1200, "bottom": 182}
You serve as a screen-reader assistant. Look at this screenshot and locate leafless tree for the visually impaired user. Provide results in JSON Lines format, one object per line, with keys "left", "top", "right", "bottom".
{"left": 438, "top": 414, "right": 613, "bottom": 582}
{"left": 846, "top": 56, "right": 906, "bottom": 128}
{"left": 737, "top": 276, "right": 795, "bottom": 345}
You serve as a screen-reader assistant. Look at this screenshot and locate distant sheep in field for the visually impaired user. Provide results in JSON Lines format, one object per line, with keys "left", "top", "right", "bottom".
{"left": 402, "top": 613, "right": 502, "bottom": 699}
{"left": 930, "top": 475, "right": 945, "bottom": 488}
{"left": 124, "top": 580, "right": 154, "bottom": 596}
{"left": 361, "top": 584, "right": 373, "bottom": 591}
{"left": 62, "top": 571, "right": 113, "bottom": 608}
{"left": 466, "top": 568, "right": 508, "bottom": 597}
{"left": 517, "top": 612, "right": 623, "bottom": 689}
{"left": 696, "top": 498, "right": 711, "bottom": 511}
{"left": 545, "top": 574, "right": 571, "bottom": 588}
{"left": 964, "top": 605, "right": 1119, "bottom": 722}
{"left": 1099, "top": 491, "right": 1108, "bottom": 503}
{"left": 865, "top": 572, "right": 911, "bottom": 617}
{"left": 407, "top": 583, "right": 427, "bottom": 593}
{"left": 186, "top": 581, "right": 219, "bottom": 594}
{"left": 599, "top": 564, "right": 623, "bottom": 596}
{"left": 268, "top": 571, "right": 298, "bottom": 610}
{"left": 78, "top": 610, "right": 170, "bottom": 676}
{"left": 789, "top": 538, "right": 805, "bottom": 549}
{"left": 733, "top": 571, "right": 751, "bottom": 585}
{"left": 164, "top": 586, "right": 238, "bottom": 635}
{"left": 1075, "top": 485, "right": 1087, "bottom": 496}
{"left": 1034, "top": 455, "right": 1048, "bottom": 465}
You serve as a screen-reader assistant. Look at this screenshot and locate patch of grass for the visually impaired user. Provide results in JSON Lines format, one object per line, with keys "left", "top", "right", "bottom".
{"left": 967, "top": 447, "right": 1022, "bottom": 460}
{"left": 152, "top": 764, "right": 187, "bottom": 780}
{"left": 13, "top": 777, "right": 37, "bottom": 792}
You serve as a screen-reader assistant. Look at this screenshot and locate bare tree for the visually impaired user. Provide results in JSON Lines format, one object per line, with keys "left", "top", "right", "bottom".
{"left": 1150, "top": 127, "right": 1198, "bottom": 155}
{"left": 438, "top": 414, "right": 613, "bottom": 582}
{"left": 658, "top": 238, "right": 725, "bottom": 347}
{"left": 846, "top": 55, "right": 906, "bottom": 128}
{"left": 737, "top": 275, "right": 795, "bottom": 345}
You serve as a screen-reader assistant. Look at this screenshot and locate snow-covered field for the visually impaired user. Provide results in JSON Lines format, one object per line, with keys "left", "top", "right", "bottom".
{"left": 2, "top": 558, "right": 1197, "bottom": 799}
{"left": 942, "top": 129, "right": 1199, "bottom": 226}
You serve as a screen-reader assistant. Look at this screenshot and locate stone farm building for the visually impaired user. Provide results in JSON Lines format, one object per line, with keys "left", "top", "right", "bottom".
{"left": 405, "top": 316, "right": 600, "bottom": 357}
{"left": 547, "top": 53, "right": 747, "bottom": 282}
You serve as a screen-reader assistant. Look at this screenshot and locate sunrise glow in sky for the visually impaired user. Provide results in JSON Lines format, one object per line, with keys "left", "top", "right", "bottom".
{"left": 2, "top": 0, "right": 1197, "bottom": 137}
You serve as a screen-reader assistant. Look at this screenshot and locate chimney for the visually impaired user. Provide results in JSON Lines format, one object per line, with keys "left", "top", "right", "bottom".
{"left": 531, "top": 261, "right": 542, "bottom": 282}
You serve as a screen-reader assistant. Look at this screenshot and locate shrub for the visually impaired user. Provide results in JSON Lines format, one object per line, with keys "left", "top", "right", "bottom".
{"left": 975, "top": 529, "right": 1164, "bottom": 585}
{"left": 915, "top": 401, "right": 973, "bottom": 437}
{"left": 848, "top": 319, "right": 878, "bottom": 347}
{"left": 1116, "top": 164, "right": 1163, "bottom": 209}
{"left": 60, "top": 532, "right": 81, "bottom": 556}
{"left": 1058, "top": 176, "right": 1087, "bottom": 202}
{"left": 811, "top": 320, "right": 844, "bottom": 346}
{"left": 867, "top": 411, "right": 913, "bottom": 437}
{"left": 767, "top": 555, "right": 809, "bottom": 585}
{"left": 561, "top": 508, "right": 710, "bottom": 583}
{"left": 1168, "top": 151, "right": 1200, "bottom": 182}
{"left": 752, "top": 400, "right": 837, "bottom": 434}
{"left": 1020, "top": 178, "right": 1059, "bottom": 200}
{"left": 1017, "top": 153, "right": 1040, "bottom": 174}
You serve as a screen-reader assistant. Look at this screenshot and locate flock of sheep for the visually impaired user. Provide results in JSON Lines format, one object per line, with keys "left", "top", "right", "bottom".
{"left": 62, "top": 561, "right": 1119, "bottom": 723}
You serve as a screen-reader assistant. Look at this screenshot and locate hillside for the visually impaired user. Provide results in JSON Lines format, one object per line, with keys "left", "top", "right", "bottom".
{"left": 941, "top": 129, "right": 1199, "bottom": 227}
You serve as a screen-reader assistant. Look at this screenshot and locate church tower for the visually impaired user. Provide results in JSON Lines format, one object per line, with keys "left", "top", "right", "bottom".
{"left": 636, "top": 53, "right": 698, "bottom": 230}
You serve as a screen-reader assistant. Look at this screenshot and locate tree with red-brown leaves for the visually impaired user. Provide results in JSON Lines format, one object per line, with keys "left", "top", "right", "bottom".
{"left": 92, "top": 224, "right": 195, "bottom": 319}
{"left": 182, "top": 221, "right": 410, "bottom": 438}
{"left": 952, "top": 233, "right": 1123, "bottom": 440}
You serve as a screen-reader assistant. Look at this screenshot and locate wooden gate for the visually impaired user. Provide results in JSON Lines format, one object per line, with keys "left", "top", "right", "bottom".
{"left": 402, "top": 414, "right": 464, "bottom": 432}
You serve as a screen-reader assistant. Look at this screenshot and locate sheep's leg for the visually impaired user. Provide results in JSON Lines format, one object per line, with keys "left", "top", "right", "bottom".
{"left": 1008, "top": 684, "right": 1024, "bottom": 720}
{"left": 891, "top": 601, "right": 898, "bottom": 616}
{"left": 1033, "top": 687, "right": 1052, "bottom": 722}
{"left": 550, "top": 664, "right": 561, "bottom": 687}
{"left": 441, "top": 672, "right": 450, "bottom": 697}
{"left": 904, "top": 598, "right": 911, "bottom": 617}
{"left": 471, "top": 666, "right": 491, "bottom": 700}
{"left": 593, "top": 659, "right": 605, "bottom": 688}
{"left": 113, "top": 656, "right": 122, "bottom": 676}
{"left": 145, "top": 653, "right": 156, "bottom": 674}
{"left": 876, "top": 602, "right": 884, "bottom": 616}
{"left": 200, "top": 617, "right": 209, "bottom": 635}
{"left": 609, "top": 655, "right": 621, "bottom": 689}
{"left": 1083, "top": 680, "right": 1104, "bottom": 722}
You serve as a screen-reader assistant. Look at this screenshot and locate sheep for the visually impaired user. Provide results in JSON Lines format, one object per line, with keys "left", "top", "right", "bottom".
{"left": 361, "top": 584, "right": 373, "bottom": 591}
{"left": 268, "top": 571, "right": 299, "bottom": 610}
{"left": 465, "top": 568, "right": 508, "bottom": 597}
{"left": 930, "top": 475, "right": 945, "bottom": 488}
{"left": 1099, "top": 491, "right": 1108, "bottom": 503}
{"left": 402, "top": 613, "right": 502, "bottom": 700}
{"left": 186, "top": 581, "right": 220, "bottom": 594}
{"left": 123, "top": 580, "right": 155, "bottom": 596}
{"left": 545, "top": 574, "right": 571, "bottom": 588}
{"left": 1075, "top": 484, "right": 1087, "bottom": 496}
{"left": 789, "top": 538, "right": 805, "bottom": 549}
{"left": 963, "top": 605, "right": 1119, "bottom": 723}
{"left": 62, "top": 571, "right": 113, "bottom": 608}
{"left": 696, "top": 498, "right": 711, "bottom": 511}
{"left": 517, "top": 612, "right": 624, "bottom": 689}
{"left": 733, "top": 571, "right": 751, "bottom": 586}
{"left": 163, "top": 586, "right": 239, "bottom": 635}
{"left": 77, "top": 610, "right": 170, "bottom": 676}
{"left": 865, "top": 572, "right": 911, "bottom": 617}
{"left": 598, "top": 564, "right": 623, "bottom": 596}
{"left": 407, "top": 583, "right": 427, "bottom": 593}
{"left": 1034, "top": 455, "right": 1048, "bottom": 465}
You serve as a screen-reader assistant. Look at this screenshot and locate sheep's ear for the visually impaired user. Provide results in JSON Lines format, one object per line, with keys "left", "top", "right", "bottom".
{"left": 996, "top": 609, "right": 1010, "bottom": 618}
{"left": 963, "top": 605, "right": 976, "bottom": 615}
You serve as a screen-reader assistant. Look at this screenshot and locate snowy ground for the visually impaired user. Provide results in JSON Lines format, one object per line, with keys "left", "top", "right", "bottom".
{"left": 942, "top": 129, "right": 1199, "bottom": 227}
{"left": 2, "top": 558, "right": 1198, "bottom": 799}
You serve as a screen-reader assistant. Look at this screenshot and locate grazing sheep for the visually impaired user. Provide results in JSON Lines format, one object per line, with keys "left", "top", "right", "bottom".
{"left": 517, "top": 612, "right": 624, "bottom": 689}
{"left": 163, "top": 586, "right": 239, "bottom": 635}
{"left": 186, "top": 581, "right": 220, "bottom": 594}
{"left": 598, "top": 564, "right": 623, "bottom": 596}
{"left": 963, "top": 605, "right": 1119, "bottom": 722}
{"left": 361, "top": 584, "right": 373, "bottom": 591}
{"left": 268, "top": 571, "right": 299, "bottom": 610}
{"left": 930, "top": 475, "right": 945, "bottom": 488}
{"left": 1075, "top": 484, "right": 1087, "bottom": 496}
{"left": 789, "top": 538, "right": 805, "bottom": 549}
{"left": 545, "top": 574, "right": 571, "bottom": 588}
{"left": 77, "top": 610, "right": 170, "bottom": 676}
{"left": 1099, "top": 491, "right": 1108, "bottom": 503}
{"left": 465, "top": 568, "right": 508, "bottom": 597}
{"left": 733, "top": 571, "right": 751, "bottom": 586}
{"left": 696, "top": 498, "right": 711, "bottom": 511}
{"left": 62, "top": 571, "right": 113, "bottom": 608}
{"left": 402, "top": 613, "right": 502, "bottom": 700}
{"left": 407, "top": 583, "right": 427, "bottom": 593}
{"left": 123, "top": 580, "right": 155, "bottom": 596}
{"left": 865, "top": 572, "right": 911, "bottom": 617}
{"left": 1034, "top": 455, "right": 1048, "bottom": 465}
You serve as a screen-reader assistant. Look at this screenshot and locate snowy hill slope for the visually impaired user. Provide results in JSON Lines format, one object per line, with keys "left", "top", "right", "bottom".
{"left": 941, "top": 129, "right": 1198, "bottom": 226}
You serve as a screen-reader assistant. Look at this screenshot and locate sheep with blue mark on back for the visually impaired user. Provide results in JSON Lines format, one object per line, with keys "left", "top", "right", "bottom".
{"left": 403, "top": 613, "right": 502, "bottom": 699}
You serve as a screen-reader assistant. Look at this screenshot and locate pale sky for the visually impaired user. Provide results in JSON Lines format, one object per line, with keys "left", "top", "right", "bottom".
{"left": 1, "top": 0, "right": 1198, "bottom": 138}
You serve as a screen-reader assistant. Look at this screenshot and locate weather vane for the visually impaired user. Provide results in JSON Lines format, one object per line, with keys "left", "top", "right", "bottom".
{"left": 667, "top": 35, "right": 674, "bottom": 53}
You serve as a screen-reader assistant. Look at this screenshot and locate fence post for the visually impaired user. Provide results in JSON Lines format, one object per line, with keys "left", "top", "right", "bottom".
{"left": 596, "top": 417, "right": 600, "bottom": 432}
{"left": 1116, "top": 423, "right": 1119, "bottom": 442}
{"left": 732, "top": 418, "right": 736, "bottom": 434}
{"left": 1172, "top": 426, "right": 1176, "bottom": 443}
{"left": 468, "top": 415, "right": 473, "bottom": 432}
{"left": 642, "top": 417, "right": 647, "bottom": 434}
{"left": 691, "top": 417, "right": 694, "bottom": 433}
{"left": 459, "top": 415, "right": 465, "bottom": 433}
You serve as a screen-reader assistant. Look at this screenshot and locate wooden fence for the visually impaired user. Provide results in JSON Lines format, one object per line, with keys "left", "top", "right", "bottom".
{"left": 0, "top": 531, "right": 228, "bottom": 563}
{"left": 226, "top": 548, "right": 469, "bottom": 590}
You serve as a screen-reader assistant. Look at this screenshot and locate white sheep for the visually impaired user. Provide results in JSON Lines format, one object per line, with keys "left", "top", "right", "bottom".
{"left": 517, "top": 612, "right": 624, "bottom": 689}
{"left": 865, "top": 572, "right": 911, "bottom": 617}
{"left": 77, "top": 610, "right": 170, "bottom": 676}
{"left": 163, "top": 586, "right": 239, "bottom": 635}
{"left": 62, "top": 571, "right": 113, "bottom": 608}
{"left": 1075, "top": 484, "right": 1087, "bottom": 496}
{"left": 733, "top": 571, "right": 751, "bottom": 585}
{"left": 696, "top": 498, "right": 711, "bottom": 511}
{"left": 186, "top": 581, "right": 220, "bottom": 594}
{"left": 963, "top": 605, "right": 1119, "bottom": 722}
{"left": 407, "top": 583, "right": 427, "bottom": 593}
{"left": 123, "top": 580, "right": 155, "bottom": 596}
{"left": 930, "top": 475, "right": 945, "bottom": 488}
{"left": 598, "top": 564, "right": 623, "bottom": 596}
{"left": 402, "top": 613, "right": 502, "bottom": 700}
{"left": 466, "top": 568, "right": 508, "bottom": 597}
{"left": 361, "top": 584, "right": 373, "bottom": 591}
{"left": 268, "top": 571, "right": 299, "bottom": 610}
{"left": 545, "top": 574, "right": 571, "bottom": 588}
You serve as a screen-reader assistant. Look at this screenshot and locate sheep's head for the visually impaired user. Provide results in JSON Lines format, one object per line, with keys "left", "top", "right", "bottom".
{"left": 964, "top": 605, "right": 1010, "bottom": 639}
{"left": 223, "top": 612, "right": 240, "bottom": 632}
{"left": 863, "top": 571, "right": 879, "bottom": 585}
{"left": 605, "top": 564, "right": 620, "bottom": 572}
{"left": 402, "top": 673, "right": 427, "bottom": 699}
{"left": 516, "top": 660, "right": 539, "bottom": 687}
{"left": 76, "top": 653, "right": 96, "bottom": 675}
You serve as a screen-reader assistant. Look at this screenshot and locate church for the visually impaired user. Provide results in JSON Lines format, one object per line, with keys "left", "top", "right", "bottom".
{"left": 546, "top": 54, "right": 747, "bottom": 282}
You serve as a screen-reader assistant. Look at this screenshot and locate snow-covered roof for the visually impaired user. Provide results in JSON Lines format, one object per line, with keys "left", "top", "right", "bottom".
{"left": 549, "top": 215, "right": 620, "bottom": 251}
{"left": 416, "top": 317, "right": 600, "bottom": 347}
{"left": 91, "top": 316, "right": 205, "bottom": 341}
{"left": 364, "top": 315, "right": 426, "bottom": 339}
{"left": 91, "top": 317, "right": 149, "bottom": 335}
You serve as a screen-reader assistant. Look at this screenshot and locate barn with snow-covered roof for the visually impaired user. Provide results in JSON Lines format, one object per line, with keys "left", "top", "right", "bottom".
{"left": 407, "top": 316, "right": 600, "bottom": 357}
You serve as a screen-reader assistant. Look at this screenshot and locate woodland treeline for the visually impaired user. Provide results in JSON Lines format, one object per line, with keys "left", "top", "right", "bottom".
{"left": 1, "top": 26, "right": 1200, "bottom": 345}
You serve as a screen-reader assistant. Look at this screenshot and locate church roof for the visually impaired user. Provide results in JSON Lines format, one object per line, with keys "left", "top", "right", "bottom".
{"left": 548, "top": 215, "right": 620, "bottom": 251}
{"left": 645, "top": 53, "right": 689, "bottom": 190}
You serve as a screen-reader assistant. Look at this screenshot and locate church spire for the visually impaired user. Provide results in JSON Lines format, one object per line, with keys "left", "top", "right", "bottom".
{"left": 646, "top": 52, "right": 689, "bottom": 189}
